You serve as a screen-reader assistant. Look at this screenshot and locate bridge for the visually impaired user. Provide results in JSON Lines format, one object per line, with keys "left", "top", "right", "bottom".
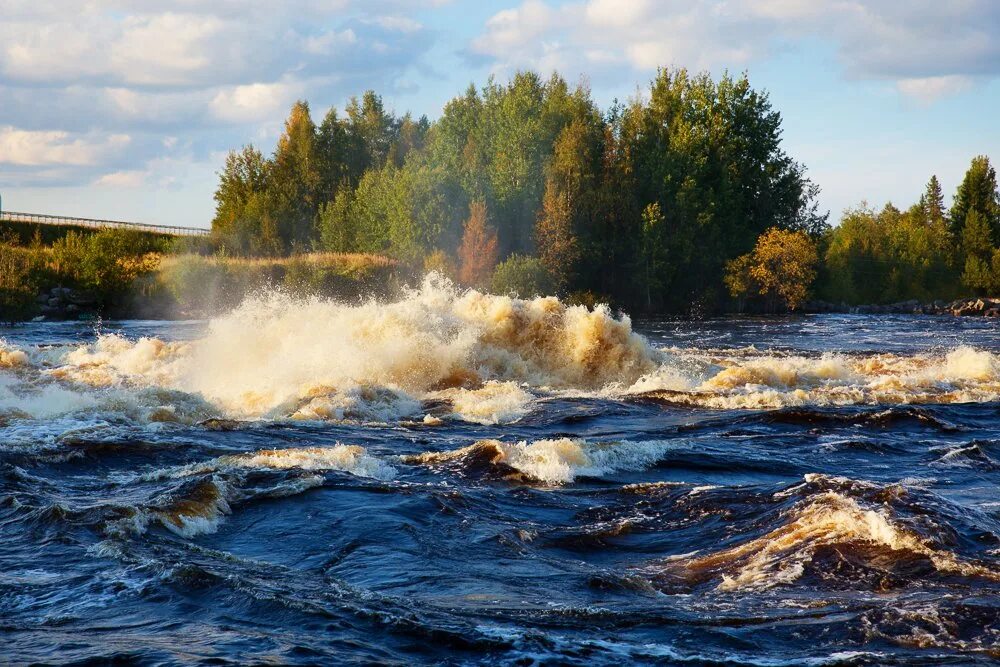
{"left": 0, "top": 206, "right": 210, "bottom": 237}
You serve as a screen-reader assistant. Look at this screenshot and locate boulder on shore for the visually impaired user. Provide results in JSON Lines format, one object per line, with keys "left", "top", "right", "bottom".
{"left": 802, "top": 296, "right": 1000, "bottom": 317}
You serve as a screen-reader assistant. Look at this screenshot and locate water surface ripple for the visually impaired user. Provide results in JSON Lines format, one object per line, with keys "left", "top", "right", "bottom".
{"left": 3, "top": 293, "right": 1000, "bottom": 665}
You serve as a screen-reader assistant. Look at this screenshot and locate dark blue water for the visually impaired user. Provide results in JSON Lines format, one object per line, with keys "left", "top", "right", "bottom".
{"left": 3, "top": 309, "right": 1000, "bottom": 666}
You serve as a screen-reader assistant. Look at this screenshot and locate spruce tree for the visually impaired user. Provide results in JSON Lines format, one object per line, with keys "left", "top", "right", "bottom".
{"left": 951, "top": 156, "right": 1000, "bottom": 242}
{"left": 922, "top": 175, "right": 947, "bottom": 226}
{"left": 269, "top": 101, "right": 321, "bottom": 251}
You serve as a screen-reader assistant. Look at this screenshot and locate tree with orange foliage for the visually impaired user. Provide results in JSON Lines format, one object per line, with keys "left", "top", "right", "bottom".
{"left": 725, "top": 227, "right": 818, "bottom": 311}
{"left": 458, "top": 201, "right": 499, "bottom": 287}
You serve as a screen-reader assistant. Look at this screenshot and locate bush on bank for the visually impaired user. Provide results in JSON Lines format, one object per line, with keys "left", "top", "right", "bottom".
{"left": 157, "top": 253, "right": 407, "bottom": 316}
{"left": 490, "top": 254, "right": 554, "bottom": 299}
{"left": 0, "top": 245, "right": 46, "bottom": 323}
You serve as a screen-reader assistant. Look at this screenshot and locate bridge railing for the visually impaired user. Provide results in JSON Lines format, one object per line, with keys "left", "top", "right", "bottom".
{"left": 0, "top": 210, "right": 210, "bottom": 237}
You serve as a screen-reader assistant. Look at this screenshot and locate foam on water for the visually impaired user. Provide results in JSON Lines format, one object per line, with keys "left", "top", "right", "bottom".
{"left": 0, "top": 375, "right": 99, "bottom": 419}
{"left": 7, "top": 281, "right": 1000, "bottom": 428}
{"left": 157, "top": 478, "right": 234, "bottom": 538}
{"left": 405, "top": 438, "right": 671, "bottom": 484}
{"left": 431, "top": 380, "right": 534, "bottom": 424}
{"left": 631, "top": 345, "right": 1000, "bottom": 409}
{"left": 139, "top": 444, "right": 397, "bottom": 483}
{"left": 0, "top": 339, "right": 29, "bottom": 368}
{"left": 662, "top": 485, "right": 998, "bottom": 591}
{"left": 34, "top": 276, "right": 654, "bottom": 422}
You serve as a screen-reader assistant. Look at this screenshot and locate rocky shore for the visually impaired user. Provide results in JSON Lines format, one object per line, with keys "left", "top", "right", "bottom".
{"left": 805, "top": 297, "right": 1000, "bottom": 317}
{"left": 32, "top": 287, "right": 100, "bottom": 321}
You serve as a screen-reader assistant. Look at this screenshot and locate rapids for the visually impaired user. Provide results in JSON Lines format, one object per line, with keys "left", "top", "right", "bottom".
{"left": 4, "top": 280, "right": 1000, "bottom": 665}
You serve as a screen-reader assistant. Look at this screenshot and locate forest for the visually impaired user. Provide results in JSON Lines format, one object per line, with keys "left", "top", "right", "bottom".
{"left": 6, "top": 68, "right": 995, "bottom": 321}
{"left": 210, "top": 68, "right": 830, "bottom": 313}
{"left": 210, "top": 67, "right": 1000, "bottom": 313}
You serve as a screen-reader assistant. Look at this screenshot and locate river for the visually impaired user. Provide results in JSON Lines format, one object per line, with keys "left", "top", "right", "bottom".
{"left": 3, "top": 277, "right": 1000, "bottom": 665}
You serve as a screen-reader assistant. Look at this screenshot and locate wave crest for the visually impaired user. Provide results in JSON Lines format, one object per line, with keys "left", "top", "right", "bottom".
{"left": 404, "top": 438, "right": 670, "bottom": 484}
{"left": 659, "top": 488, "right": 997, "bottom": 591}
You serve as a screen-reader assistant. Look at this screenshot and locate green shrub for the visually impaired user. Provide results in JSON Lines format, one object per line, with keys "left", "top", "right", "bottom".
{"left": 0, "top": 245, "right": 45, "bottom": 322}
{"left": 490, "top": 254, "right": 554, "bottom": 298}
{"left": 50, "top": 229, "right": 160, "bottom": 307}
{"left": 158, "top": 253, "right": 404, "bottom": 315}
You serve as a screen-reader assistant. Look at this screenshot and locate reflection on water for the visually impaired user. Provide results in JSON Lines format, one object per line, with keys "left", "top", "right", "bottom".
{"left": 3, "top": 284, "right": 1000, "bottom": 665}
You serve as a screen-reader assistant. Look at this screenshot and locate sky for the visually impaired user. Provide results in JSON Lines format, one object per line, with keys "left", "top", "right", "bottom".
{"left": 1, "top": 0, "right": 998, "bottom": 229}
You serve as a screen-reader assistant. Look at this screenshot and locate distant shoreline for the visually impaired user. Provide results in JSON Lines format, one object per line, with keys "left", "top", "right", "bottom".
{"left": 801, "top": 297, "right": 1000, "bottom": 318}
{"left": 16, "top": 282, "right": 1000, "bottom": 325}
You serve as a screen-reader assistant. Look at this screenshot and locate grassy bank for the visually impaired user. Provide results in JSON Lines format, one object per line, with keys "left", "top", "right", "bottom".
{"left": 151, "top": 252, "right": 407, "bottom": 317}
{"left": 0, "top": 224, "right": 409, "bottom": 322}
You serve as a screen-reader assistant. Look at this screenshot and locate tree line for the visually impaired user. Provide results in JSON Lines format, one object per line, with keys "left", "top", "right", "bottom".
{"left": 210, "top": 68, "right": 998, "bottom": 312}
{"left": 813, "top": 160, "right": 1000, "bottom": 305}
{"left": 211, "top": 68, "right": 827, "bottom": 312}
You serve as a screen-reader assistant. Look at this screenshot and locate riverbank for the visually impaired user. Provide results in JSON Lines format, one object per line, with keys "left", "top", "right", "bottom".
{"left": 9, "top": 251, "right": 410, "bottom": 323}
{"left": 21, "top": 278, "right": 1000, "bottom": 323}
{"left": 804, "top": 297, "right": 1000, "bottom": 317}
{"left": 5, "top": 225, "right": 998, "bottom": 323}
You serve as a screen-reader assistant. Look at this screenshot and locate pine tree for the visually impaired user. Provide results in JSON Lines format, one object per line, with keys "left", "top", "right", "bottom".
{"left": 951, "top": 156, "right": 1000, "bottom": 242}
{"left": 211, "top": 145, "right": 269, "bottom": 254}
{"left": 269, "top": 100, "right": 321, "bottom": 251}
{"left": 345, "top": 91, "right": 397, "bottom": 179}
{"left": 536, "top": 180, "right": 576, "bottom": 292}
{"left": 922, "top": 175, "right": 947, "bottom": 226}
{"left": 316, "top": 107, "right": 350, "bottom": 200}
{"left": 389, "top": 113, "right": 430, "bottom": 167}
{"left": 640, "top": 202, "right": 668, "bottom": 310}
{"left": 960, "top": 210, "right": 995, "bottom": 294}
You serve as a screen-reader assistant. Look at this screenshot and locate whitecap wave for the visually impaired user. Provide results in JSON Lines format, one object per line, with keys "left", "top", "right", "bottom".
{"left": 8, "top": 279, "right": 1000, "bottom": 424}
{"left": 404, "top": 438, "right": 671, "bottom": 484}
{"left": 140, "top": 444, "right": 397, "bottom": 483}
{"left": 629, "top": 345, "right": 1000, "bottom": 409}
{"left": 660, "top": 487, "right": 997, "bottom": 591}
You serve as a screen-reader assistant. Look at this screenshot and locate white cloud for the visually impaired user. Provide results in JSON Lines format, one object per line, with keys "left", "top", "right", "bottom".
{"left": 303, "top": 28, "right": 358, "bottom": 55}
{"left": 209, "top": 81, "right": 304, "bottom": 124}
{"left": 471, "top": 0, "right": 559, "bottom": 57}
{"left": 371, "top": 15, "right": 423, "bottom": 33}
{"left": 469, "top": 0, "right": 1000, "bottom": 100}
{"left": 110, "top": 13, "right": 224, "bottom": 86}
{"left": 94, "top": 169, "right": 147, "bottom": 188}
{"left": 585, "top": 0, "right": 653, "bottom": 27}
{"left": 896, "top": 75, "right": 975, "bottom": 104}
{"left": 0, "top": 127, "right": 130, "bottom": 166}
{"left": 1, "top": 23, "right": 111, "bottom": 82}
{"left": 0, "top": 0, "right": 440, "bottom": 188}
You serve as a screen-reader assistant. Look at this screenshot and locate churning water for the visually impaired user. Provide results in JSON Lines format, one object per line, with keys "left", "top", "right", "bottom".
{"left": 4, "top": 276, "right": 1000, "bottom": 665}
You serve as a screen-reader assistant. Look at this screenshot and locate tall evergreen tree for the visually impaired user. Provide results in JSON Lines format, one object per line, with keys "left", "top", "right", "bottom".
{"left": 535, "top": 118, "right": 599, "bottom": 291}
{"left": 345, "top": 91, "right": 397, "bottom": 181}
{"left": 389, "top": 113, "right": 430, "bottom": 167}
{"left": 921, "top": 174, "right": 947, "bottom": 227}
{"left": 426, "top": 84, "right": 486, "bottom": 200}
{"left": 269, "top": 100, "right": 321, "bottom": 251}
{"left": 315, "top": 107, "right": 350, "bottom": 200}
{"left": 951, "top": 156, "right": 1000, "bottom": 243}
